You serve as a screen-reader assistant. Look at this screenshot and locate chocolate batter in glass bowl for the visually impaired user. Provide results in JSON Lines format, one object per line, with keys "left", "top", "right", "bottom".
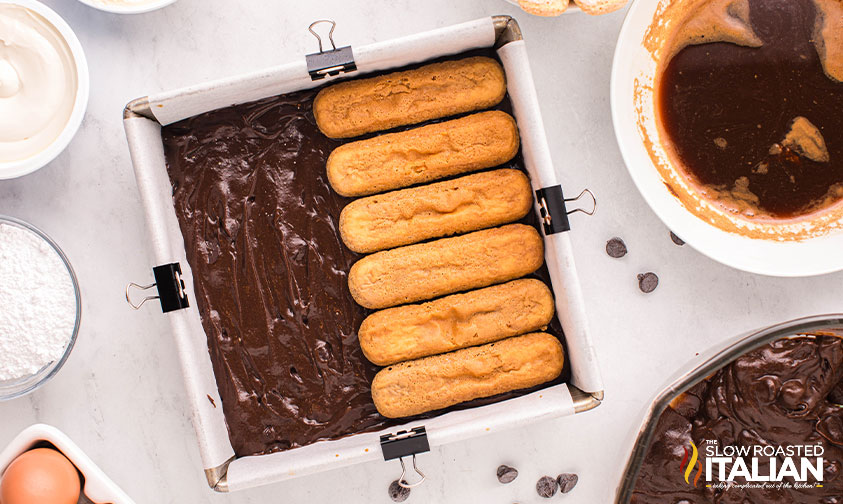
{"left": 161, "top": 50, "right": 569, "bottom": 458}
{"left": 618, "top": 317, "right": 843, "bottom": 504}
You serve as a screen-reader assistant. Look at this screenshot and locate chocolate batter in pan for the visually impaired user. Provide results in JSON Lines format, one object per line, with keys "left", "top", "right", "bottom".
{"left": 161, "top": 51, "right": 567, "bottom": 457}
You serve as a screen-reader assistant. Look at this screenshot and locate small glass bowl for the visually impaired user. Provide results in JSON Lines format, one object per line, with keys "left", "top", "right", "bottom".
{"left": 0, "top": 216, "right": 82, "bottom": 401}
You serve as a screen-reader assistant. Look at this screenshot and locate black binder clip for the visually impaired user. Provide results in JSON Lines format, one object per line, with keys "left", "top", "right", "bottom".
{"left": 305, "top": 20, "right": 356, "bottom": 81}
{"left": 380, "top": 427, "right": 430, "bottom": 489}
{"left": 126, "top": 262, "right": 189, "bottom": 313}
{"left": 535, "top": 186, "right": 596, "bottom": 235}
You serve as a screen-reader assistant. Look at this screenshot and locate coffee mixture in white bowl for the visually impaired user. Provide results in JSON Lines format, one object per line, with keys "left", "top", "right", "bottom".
{"left": 612, "top": 0, "right": 843, "bottom": 276}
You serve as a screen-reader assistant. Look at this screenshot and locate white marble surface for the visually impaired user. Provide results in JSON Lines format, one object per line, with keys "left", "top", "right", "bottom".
{"left": 2, "top": 0, "right": 842, "bottom": 502}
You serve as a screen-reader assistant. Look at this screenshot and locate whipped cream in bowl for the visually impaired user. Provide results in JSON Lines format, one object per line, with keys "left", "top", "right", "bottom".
{"left": 0, "top": 0, "right": 88, "bottom": 179}
{"left": 76, "top": 0, "right": 177, "bottom": 14}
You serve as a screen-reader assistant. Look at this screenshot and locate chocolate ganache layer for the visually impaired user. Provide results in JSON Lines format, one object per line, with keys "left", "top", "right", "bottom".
{"left": 631, "top": 336, "right": 843, "bottom": 503}
{"left": 161, "top": 52, "right": 567, "bottom": 458}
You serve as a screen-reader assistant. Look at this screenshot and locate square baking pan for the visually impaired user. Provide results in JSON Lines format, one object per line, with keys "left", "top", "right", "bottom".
{"left": 122, "top": 15, "right": 604, "bottom": 492}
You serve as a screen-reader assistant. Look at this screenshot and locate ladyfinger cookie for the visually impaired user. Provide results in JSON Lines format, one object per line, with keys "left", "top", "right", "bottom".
{"left": 573, "top": 0, "right": 627, "bottom": 15}
{"left": 371, "top": 332, "right": 565, "bottom": 418}
{"left": 348, "top": 224, "right": 544, "bottom": 310}
{"left": 359, "top": 279, "right": 555, "bottom": 366}
{"left": 326, "top": 111, "right": 520, "bottom": 197}
{"left": 339, "top": 169, "right": 532, "bottom": 254}
{"left": 313, "top": 56, "right": 507, "bottom": 139}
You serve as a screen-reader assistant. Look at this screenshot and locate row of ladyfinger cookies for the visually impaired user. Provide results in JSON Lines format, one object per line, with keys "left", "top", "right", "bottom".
{"left": 313, "top": 56, "right": 565, "bottom": 419}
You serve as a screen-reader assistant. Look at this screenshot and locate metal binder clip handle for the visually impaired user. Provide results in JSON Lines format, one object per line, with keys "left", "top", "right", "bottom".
{"left": 126, "top": 282, "right": 158, "bottom": 310}
{"left": 397, "top": 454, "right": 426, "bottom": 489}
{"left": 308, "top": 20, "right": 337, "bottom": 54}
{"left": 566, "top": 188, "right": 597, "bottom": 216}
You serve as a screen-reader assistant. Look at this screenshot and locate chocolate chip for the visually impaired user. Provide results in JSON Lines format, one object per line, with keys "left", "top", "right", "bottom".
{"left": 669, "top": 231, "right": 685, "bottom": 246}
{"left": 497, "top": 465, "right": 518, "bottom": 484}
{"left": 606, "top": 237, "right": 628, "bottom": 258}
{"left": 388, "top": 480, "right": 411, "bottom": 502}
{"left": 536, "top": 476, "right": 558, "bottom": 498}
{"left": 637, "top": 272, "right": 659, "bottom": 293}
{"left": 556, "top": 473, "right": 579, "bottom": 493}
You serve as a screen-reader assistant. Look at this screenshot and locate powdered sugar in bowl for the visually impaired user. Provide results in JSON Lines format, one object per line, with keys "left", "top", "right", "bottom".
{"left": 0, "top": 216, "right": 80, "bottom": 400}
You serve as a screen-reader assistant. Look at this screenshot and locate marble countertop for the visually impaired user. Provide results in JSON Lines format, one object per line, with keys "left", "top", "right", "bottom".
{"left": 2, "top": 0, "right": 842, "bottom": 502}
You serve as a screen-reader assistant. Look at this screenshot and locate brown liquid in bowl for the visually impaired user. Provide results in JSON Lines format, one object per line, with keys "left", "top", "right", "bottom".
{"left": 658, "top": 0, "right": 843, "bottom": 219}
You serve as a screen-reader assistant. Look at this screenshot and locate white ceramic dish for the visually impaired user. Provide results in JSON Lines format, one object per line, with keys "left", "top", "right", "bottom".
{"left": 0, "top": 216, "right": 82, "bottom": 401}
{"left": 0, "top": 0, "right": 89, "bottom": 180}
{"left": 504, "top": 0, "right": 581, "bottom": 14}
{"left": 76, "top": 0, "right": 176, "bottom": 14}
{"left": 611, "top": 0, "right": 843, "bottom": 277}
{"left": 0, "top": 424, "right": 136, "bottom": 503}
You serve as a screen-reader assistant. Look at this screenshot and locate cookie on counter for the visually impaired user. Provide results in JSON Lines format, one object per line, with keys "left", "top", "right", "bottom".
{"left": 348, "top": 223, "right": 544, "bottom": 310}
{"left": 327, "top": 110, "right": 520, "bottom": 197}
{"left": 371, "top": 332, "right": 565, "bottom": 418}
{"left": 313, "top": 56, "right": 507, "bottom": 139}
{"left": 339, "top": 169, "right": 532, "bottom": 254}
{"left": 359, "top": 279, "right": 555, "bottom": 366}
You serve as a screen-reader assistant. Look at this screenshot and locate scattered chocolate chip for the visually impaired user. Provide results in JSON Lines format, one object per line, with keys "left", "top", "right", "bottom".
{"left": 557, "top": 473, "right": 579, "bottom": 493}
{"left": 536, "top": 476, "right": 558, "bottom": 498}
{"left": 497, "top": 464, "right": 519, "bottom": 484}
{"left": 637, "top": 272, "right": 659, "bottom": 293}
{"left": 606, "top": 237, "right": 628, "bottom": 258}
{"left": 669, "top": 231, "right": 685, "bottom": 246}
{"left": 388, "top": 480, "right": 411, "bottom": 502}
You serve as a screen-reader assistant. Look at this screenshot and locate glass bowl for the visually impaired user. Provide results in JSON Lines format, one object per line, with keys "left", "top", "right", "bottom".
{"left": 0, "top": 216, "right": 82, "bottom": 401}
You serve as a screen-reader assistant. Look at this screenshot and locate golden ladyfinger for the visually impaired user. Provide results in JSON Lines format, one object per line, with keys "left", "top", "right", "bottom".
{"left": 313, "top": 56, "right": 507, "bottom": 138}
{"left": 339, "top": 169, "right": 532, "bottom": 254}
{"left": 573, "top": 0, "right": 627, "bottom": 15}
{"left": 371, "top": 332, "right": 565, "bottom": 418}
{"left": 348, "top": 224, "right": 544, "bottom": 310}
{"left": 326, "top": 111, "right": 520, "bottom": 197}
{"left": 518, "top": 0, "right": 571, "bottom": 16}
{"left": 359, "top": 279, "right": 555, "bottom": 366}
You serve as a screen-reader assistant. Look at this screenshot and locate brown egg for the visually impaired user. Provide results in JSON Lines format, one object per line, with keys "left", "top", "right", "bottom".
{"left": 0, "top": 448, "right": 81, "bottom": 504}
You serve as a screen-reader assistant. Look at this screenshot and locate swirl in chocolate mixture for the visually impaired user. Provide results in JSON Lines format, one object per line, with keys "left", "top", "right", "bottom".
{"left": 631, "top": 336, "right": 843, "bottom": 503}
{"left": 160, "top": 52, "right": 567, "bottom": 458}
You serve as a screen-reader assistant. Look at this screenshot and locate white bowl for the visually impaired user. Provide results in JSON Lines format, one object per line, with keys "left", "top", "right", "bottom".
{"left": 610, "top": 0, "right": 843, "bottom": 277}
{"left": 0, "top": 0, "right": 89, "bottom": 179}
{"left": 76, "top": 0, "right": 176, "bottom": 14}
{"left": 0, "top": 424, "right": 136, "bottom": 503}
